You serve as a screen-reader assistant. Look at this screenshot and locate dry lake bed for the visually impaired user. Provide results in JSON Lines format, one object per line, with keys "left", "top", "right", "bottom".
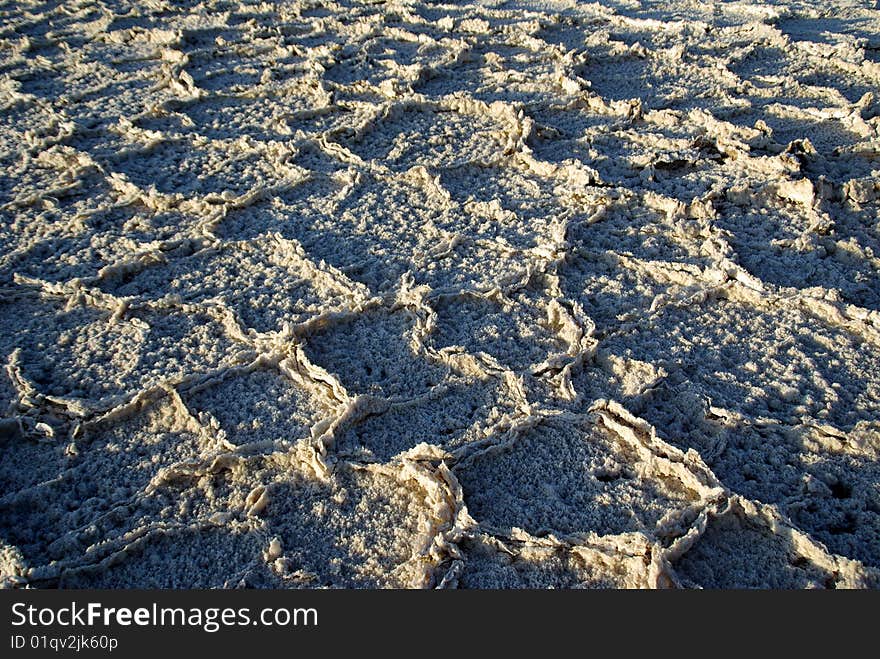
{"left": 1, "top": 0, "right": 879, "bottom": 589}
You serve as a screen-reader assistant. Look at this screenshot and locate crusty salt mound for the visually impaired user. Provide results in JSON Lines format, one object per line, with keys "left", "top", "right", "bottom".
{"left": 1, "top": 0, "right": 879, "bottom": 589}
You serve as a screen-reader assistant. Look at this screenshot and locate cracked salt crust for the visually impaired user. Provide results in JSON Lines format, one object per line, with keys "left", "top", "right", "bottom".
{"left": 1, "top": 0, "right": 880, "bottom": 589}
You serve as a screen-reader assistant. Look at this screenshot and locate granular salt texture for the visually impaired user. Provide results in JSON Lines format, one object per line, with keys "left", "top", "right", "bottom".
{"left": 583, "top": 125, "right": 731, "bottom": 202}
{"left": 624, "top": 381, "right": 727, "bottom": 461}
{"left": 416, "top": 238, "right": 535, "bottom": 293}
{"left": 2, "top": 0, "right": 880, "bottom": 589}
{"left": 302, "top": 308, "right": 447, "bottom": 400}
{"left": 152, "top": 95, "right": 298, "bottom": 142}
{"left": 415, "top": 39, "right": 568, "bottom": 107}
{"left": 578, "top": 42, "right": 724, "bottom": 112}
{"left": 0, "top": 292, "right": 252, "bottom": 408}
{"left": 455, "top": 534, "right": 649, "bottom": 589}
{"left": 0, "top": 422, "right": 70, "bottom": 498}
{"left": 525, "top": 103, "right": 618, "bottom": 158}
{"left": 0, "top": 369, "right": 16, "bottom": 417}
{"left": 323, "top": 33, "right": 459, "bottom": 88}
{"left": 790, "top": 450, "right": 880, "bottom": 569}
{"left": 98, "top": 235, "right": 359, "bottom": 334}
{"left": 113, "top": 308, "right": 252, "bottom": 394}
{"left": 0, "top": 157, "right": 112, "bottom": 268}
{"left": 331, "top": 374, "right": 521, "bottom": 462}
{"left": 427, "top": 287, "right": 569, "bottom": 373}
{"left": 0, "top": 101, "right": 60, "bottom": 167}
{"left": 63, "top": 48, "right": 174, "bottom": 126}
{"left": 219, "top": 172, "right": 450, "bottom": 294}
{"left": 0, "top": 393, "right": 211, "bottom": 567}
{"left": 822, "top": 196, "right": 880, "bottom": 274}
{"left": 566, "top": 193, "right": 707, "bottom": 263}
{"left": 185, "top": 41, "right": 295, "bottom": 96}
{"left": 706, "top": 422, "right": 880, "bottom": 569}
{"left": 97, "top": 137, "right": 290, "bottom": 198}
{"left": 455, "top": 416, "right": 699, "bottom": 538}
{"left": 1, "top": 145, "right": 107, "bottom": 207}
{"left": 299, "top": 173, "right": 452, "bottom": 292}
{"left": 715, "top": 193, "right": 880, "bottom": 306}
{"left": 287, "top": 141, "right": 357, "bottom": 176}
{"left": 215, "top": 175, "right": 349, "bottom": 242}
{"left": 338, "top": 101, "right": 516, "bottom": 172}
{"left": 434, "top": 163, "right": 566, "bottom": 250}
{"left": 412, "top": 53, "right": 497, "bottom": 102}
{"left": 8, "top": 204, "right": 203, "bottom": 284}
{"left": 58, "top": 526, "right": 269, "bottom": 589}
{"left": 0, "top": 539, "right": 27, "bottom": 588}
{"left": 558, "top": 250, "right": 678, "bottom": 334}
{"left": 259, "top": 463, "right": 438, "bottom": 588}
{"left": 182, "top": 366, "right": 335, "bottom": 449}
{"left": 672, "top": 505, "right": 836, "bottom": 589}
{"left": 603, "top": 296, "right": 880, "bottom": 431}
{"left": 772, "top": 18, "right": 878, "bottom": 106}
{"left": 579, "top": 351, "right": 668, "bottom": 403}
{"left": 1, "top": 293, "right": 146, "bottom": 404}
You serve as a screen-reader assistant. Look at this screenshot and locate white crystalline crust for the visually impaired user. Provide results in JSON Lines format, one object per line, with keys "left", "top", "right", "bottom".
{"left": 1, "top": 0, "right": 879, "bottom": 589}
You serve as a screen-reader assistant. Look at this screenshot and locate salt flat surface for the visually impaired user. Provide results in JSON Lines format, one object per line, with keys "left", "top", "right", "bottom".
{"left": 1, "top": 0, "right": 879, "bottom": 588}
